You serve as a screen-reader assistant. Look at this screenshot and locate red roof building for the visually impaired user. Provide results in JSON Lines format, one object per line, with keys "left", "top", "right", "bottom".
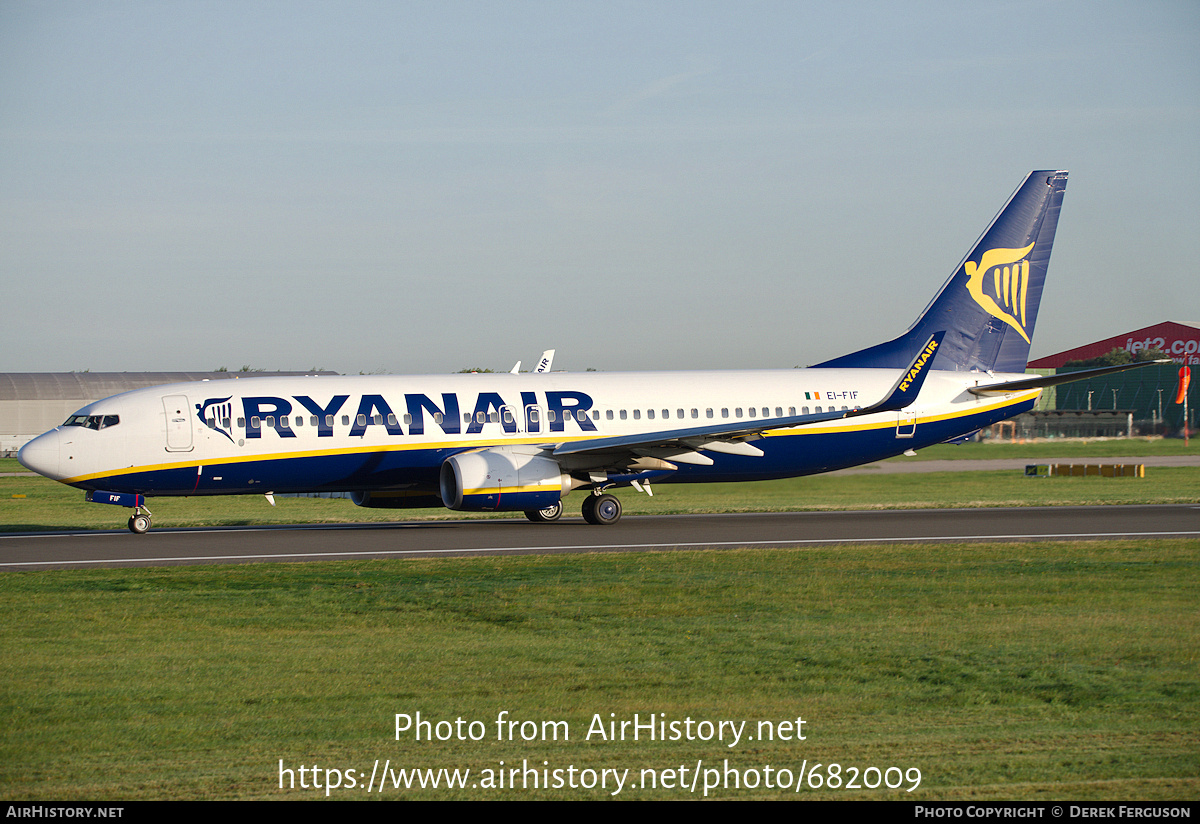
{"left": 1029, "top": 321, "right": 1200, "bottom": 368}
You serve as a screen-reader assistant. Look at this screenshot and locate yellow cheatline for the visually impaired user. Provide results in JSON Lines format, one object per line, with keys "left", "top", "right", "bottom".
{"left": 463, "top": 484, "right": 561, "bottom": 496}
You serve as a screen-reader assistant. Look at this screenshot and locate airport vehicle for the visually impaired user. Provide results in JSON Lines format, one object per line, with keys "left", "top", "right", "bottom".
{"left": 18, "top": 170, "right": 1153, "bottom": 533}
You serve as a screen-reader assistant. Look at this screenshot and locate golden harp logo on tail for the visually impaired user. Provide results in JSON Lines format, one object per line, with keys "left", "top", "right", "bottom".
{"left": 964, "top": 242, "right": 1035, "bottom": 343}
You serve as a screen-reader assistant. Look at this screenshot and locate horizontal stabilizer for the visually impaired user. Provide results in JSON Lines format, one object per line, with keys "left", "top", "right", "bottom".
{"left": 967, "top": 359, "right": 1171, "bottom": 396}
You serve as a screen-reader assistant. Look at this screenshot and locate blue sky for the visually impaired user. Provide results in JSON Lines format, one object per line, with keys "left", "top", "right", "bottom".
{"left": 2, "top": 1, "right": 1197, "bottom": 374}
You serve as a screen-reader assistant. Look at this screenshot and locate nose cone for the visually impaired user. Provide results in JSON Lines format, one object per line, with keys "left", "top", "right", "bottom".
{"left": 18, "top": 431, "right": 63, "bottom": 480}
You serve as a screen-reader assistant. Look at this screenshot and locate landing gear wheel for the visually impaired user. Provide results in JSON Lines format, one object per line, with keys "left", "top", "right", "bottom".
{"left": 525, "top": 501, "right": 564, "bottom": 523}
{"left": 128, "top": 513, "right": 151, "bottom": 534}
{"left": 581, "top": 493, "right": 622, "bottom": 525}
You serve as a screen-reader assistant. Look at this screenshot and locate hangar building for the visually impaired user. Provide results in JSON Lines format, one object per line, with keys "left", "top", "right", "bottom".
{"left": 1028, "top": 321, "right": 1200, "bottom": 369}
{"left": 1011, "top": 321, "right": 1197, "bottom": 438}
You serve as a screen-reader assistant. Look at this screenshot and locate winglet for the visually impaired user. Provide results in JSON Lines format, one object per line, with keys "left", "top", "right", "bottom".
{"left": 848, "top": 332, "right": 944, "bottom": 418}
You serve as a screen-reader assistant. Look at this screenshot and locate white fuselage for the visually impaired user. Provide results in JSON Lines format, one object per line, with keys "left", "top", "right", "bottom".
{"left": 18, "top": 368, "right": 1038, "bottom": 497}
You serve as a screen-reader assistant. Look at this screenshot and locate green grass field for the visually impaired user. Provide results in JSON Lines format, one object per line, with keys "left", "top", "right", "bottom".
{"left": 3, "top": 443, "right": 1197, "bottom": 799}
{"left": 1, "top": 541, "right": 1196, "bottom": 799}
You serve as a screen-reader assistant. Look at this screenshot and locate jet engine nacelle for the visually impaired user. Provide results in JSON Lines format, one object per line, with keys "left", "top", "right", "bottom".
{"left": 440, "top": 447, "right": 569, "bottom": 512}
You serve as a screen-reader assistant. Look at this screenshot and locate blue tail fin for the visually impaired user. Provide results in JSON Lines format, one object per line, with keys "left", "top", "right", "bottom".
{"left": 816, "top": 170, "right": 1068, "bottom": 373}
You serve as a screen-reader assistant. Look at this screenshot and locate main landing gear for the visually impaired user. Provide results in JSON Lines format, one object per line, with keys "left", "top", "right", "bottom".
{"left": 581, "top": 493, "right": 622, "bottom": 525}
{"left": 523, "top": 492, "right": 623, "bottom": 525}
{"left": 524, "top": 501, "right": 564, "bottom": 523}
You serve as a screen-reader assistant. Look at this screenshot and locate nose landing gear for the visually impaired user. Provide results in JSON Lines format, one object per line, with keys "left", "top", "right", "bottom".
{"left": 127, "top": 505, "right": 153, "bottom": 534}
{"left": 86, "top": 490, "right": 153, "bottom": 534}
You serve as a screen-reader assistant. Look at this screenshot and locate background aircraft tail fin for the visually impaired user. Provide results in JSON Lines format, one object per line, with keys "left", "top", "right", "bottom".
{"left": 816, "top": 170, "right": 1068, "bottom": 373}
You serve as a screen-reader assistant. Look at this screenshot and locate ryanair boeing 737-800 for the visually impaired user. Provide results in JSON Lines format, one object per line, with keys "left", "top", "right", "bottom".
{"left": 18, "top": 170, "right": 1157, "bottom": 532}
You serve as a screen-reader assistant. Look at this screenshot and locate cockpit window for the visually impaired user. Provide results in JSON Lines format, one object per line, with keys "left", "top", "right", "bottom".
{"left": 63, "top": 414, "right": 119, "bottom": 430}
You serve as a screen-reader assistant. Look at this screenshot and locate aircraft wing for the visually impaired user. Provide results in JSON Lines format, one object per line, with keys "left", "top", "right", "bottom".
{"left": 552, "top": 333, "right": 944, "bottom": 465}
{"left": 550, "top": 407, "right": 850, "bottom": 462}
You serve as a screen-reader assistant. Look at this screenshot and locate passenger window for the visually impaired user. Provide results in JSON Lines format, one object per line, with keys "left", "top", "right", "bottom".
{"left": 735, "top": 408, "right": 742, "bottom": 417}
{"left": 357, "top": 414, "right": 366, "bottom": 426}
{"left": 647, "top": 409, "right": 655, "bottom": 420}
{"left": 251, "top": 416, "right": 261, "bottom": 427}
{"left": 788, "top": 407, "right": 796, "bottom": 416}
{"left": 606, "top": 410, "right": 614, "bottom": 421}
{"left": 294, "top": 416, "right": 303, "bottom": 427}
{"left": 310, "top": 416, "right": 318, "bottom": 427}
{"left": 619, "top": 410, "right": 627, "bottom": 420}
{"left": 722, "top": 408, "right": 729, "bottom": 418}
{"left": 433, "top": 412, "right": 443, "bottom": 424}
{"left": 676, "top": 409, "right": 684, "bottom": 419}
{"left": 341, "top": 415, "right": 349, "bottom": 426}
{"left": 633, "top": 409, "right": 641, "bottom": 420}
{"left": 238, "top": 417, "right": 246, "bottom": 427}
{"left": 691, "top": 409, "right": 698, "bottom": 419}
{"left": 387, "top": 414, "right": 397, "bottom": 426}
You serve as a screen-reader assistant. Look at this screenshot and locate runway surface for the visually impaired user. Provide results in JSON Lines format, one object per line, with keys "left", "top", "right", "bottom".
{"left": 1, "top": 504, "right": 1197, "bottom": 570}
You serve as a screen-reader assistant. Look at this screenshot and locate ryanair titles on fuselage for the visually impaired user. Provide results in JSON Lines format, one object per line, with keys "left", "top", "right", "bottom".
{"left": 198, "top": 390, "right": 600, "bottom": 442}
